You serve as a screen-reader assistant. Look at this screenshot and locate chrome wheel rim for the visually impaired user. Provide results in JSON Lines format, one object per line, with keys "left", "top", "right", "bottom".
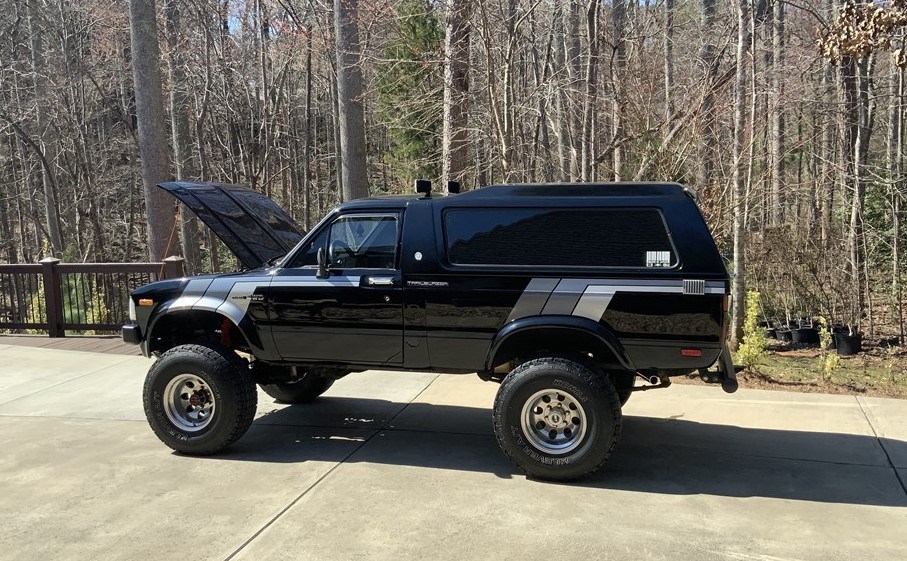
{"left": 163, "top": 374, "right": 216, "bottom": 432}
{"left": 520, "top": 388, "right": 588, "bottom": 454}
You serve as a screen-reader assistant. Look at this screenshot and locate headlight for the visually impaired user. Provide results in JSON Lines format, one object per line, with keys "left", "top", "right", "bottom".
{"left": 128, "top": 298, "right": 136, "bottom": 321}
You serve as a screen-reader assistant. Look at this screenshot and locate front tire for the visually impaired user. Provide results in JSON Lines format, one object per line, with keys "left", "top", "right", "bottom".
{"left": 492, "top": 356, "right": 622, "bottom": 481}
{"left": 143, "top": 343, "right": 257, "bottom": 455}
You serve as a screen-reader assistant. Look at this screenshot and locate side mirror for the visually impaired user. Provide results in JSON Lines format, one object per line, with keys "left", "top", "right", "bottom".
{"left": 317, "top": 246, "right": 329, "bottom": 279}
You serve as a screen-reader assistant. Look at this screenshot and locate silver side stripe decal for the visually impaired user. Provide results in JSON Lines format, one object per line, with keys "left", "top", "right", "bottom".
{"left": 157, "top": 275, "right": 367, "bottom": 324}
{"left": 506, "top": 278, "right": 559, "bottom": 321}
{"left": 509, "top": 278, "right": 726, "bottom": 322}
{"left": 165, "top": 279, "right": 214, "bottom": 312}
{"left": 214, "top": 276, "right": 364, "bottom": 320}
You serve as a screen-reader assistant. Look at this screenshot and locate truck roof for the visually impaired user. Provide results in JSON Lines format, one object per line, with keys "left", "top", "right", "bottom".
{"left": 456, "top": 182, "right": 688, "bottom": 198}
{"left": 338, "top": 182, "right": 690, "bottom": 211}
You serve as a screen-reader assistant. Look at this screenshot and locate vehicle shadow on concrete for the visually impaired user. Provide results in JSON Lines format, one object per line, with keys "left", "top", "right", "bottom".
{"left": 221, "top": 397, "right": 907, "bottom": 507}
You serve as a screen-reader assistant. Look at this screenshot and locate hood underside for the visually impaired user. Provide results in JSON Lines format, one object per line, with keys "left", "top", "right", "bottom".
{"left": 158, "top": 182, "right": 304, "bottom": 269}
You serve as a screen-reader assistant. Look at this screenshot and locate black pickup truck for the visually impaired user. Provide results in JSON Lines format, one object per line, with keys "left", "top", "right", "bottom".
{"left": 124, "top": 181, "right": 735, "bottom": 481}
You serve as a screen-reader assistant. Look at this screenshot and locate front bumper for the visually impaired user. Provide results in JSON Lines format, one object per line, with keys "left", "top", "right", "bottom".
{"left": 122, "top": 323, "right": 141, "bottom": 345}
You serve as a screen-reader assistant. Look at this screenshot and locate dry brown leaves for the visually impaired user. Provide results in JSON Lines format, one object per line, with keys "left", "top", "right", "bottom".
{"left": 819, "top": 1, "right": 907, "bottom": 65}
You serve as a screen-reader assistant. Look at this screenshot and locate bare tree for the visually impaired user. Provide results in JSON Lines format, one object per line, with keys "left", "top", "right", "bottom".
{"left": 579, "top": 0, "right": 599, "bottom": 182}
{"left": 696, "top": 0, "right": 718, "bottom": 195}
{"left": 334, "top": 0, "right": 369, "bottom": 201}
{"left": 664, "top": 0, "right": 675, "bottom": 123}
{"left": 164, "top": 0, "right": 200, "bottom": 273}
{"left": 769, "top": 0, "right": 784, "bottom": 224}
{"left": 442, "top": 0, "right": 471, "bottom": 192}
{"left": 25, "top": 0, "right": 63, "bottom": 257}
{"left": 730, "top": 0, "right": 752, "bottom": 349}
{"left": 611, "top": 0, "right": 627, "bottom": 180}
{"left": 129, "top": 0, "right": 177, "bottom": 261}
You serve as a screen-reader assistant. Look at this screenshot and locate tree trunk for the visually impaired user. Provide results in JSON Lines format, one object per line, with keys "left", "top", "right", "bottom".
{"left": 696, "top": 0, "right": 719, "bottom": 196}
{"left": 611, "top": 0, "right": 627, "bottom": 180}
{"left": 663, "top": 0, "right": 674, "bottom": 123}
{"left": 848, "top": 56, "right": 872, "bottom": 331}
{"left": 25, "top": 0, "right": 64, "bottom": 257}
{"left": 820, "top": 62, "right": 834, "bottom": 245}
{"left": 564, "top": 1, "right": 583, "bottom": 180}
{"left": 442, "top": 0, "right": 471, "bottom": 192}
{"left": 769, "top": 0, "right": 784, "bottom": 225}
{"left": 334, "top": 0, "right": 369, "bottom": 201}
{"left": 129, "top": 0, "right": 177, "bottom": 261}
{"left": 730, "top": 0, "right": 751, "bottom": 350}
{"left": 164, "top": 0, "right": 200, "bottom": 274}
{"left": 303, "top": 28, "right": 313, "bottom": 229}
{"left": 897, "top": 64, "right": 905, "bottom": 344}
{"left": 579, "top": 0, "right": 599, "bottom": 182}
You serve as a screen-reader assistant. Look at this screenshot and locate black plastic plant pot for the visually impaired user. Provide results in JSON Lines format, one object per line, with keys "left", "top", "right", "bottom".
{"left": 765, "top": 328, "right": 777, "bottom": 339}
{"left": 834, "top": 333, "right": 862, "bottom": 356}
{"left": 791, "top": 327, "right": 819, "bottom": 345}
{"left": 778, "top": 329, "right": 793, "bottom": 342}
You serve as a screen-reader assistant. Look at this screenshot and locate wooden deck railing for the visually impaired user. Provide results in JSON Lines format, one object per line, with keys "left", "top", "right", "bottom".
{"left": 0, "top": 256, "right": 185, "bottom": 337}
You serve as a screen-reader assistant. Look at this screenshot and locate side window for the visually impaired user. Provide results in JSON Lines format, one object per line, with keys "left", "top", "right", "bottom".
{"left": 444, "top": 207, "right": 676, "bottom": 268}
{"left": 288, "top": 228, "right": 329, "bottom": 268}
{"left": 328, "top": 215, "right": 399, "bottom": 269}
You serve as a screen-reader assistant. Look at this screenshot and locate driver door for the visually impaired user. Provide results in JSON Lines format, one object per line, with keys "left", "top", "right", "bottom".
{"left": 267, "top": 212, "right": 404, "bottom": 364}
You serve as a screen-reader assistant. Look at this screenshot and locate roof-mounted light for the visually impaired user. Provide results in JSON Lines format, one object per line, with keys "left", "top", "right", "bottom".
{"left": 414, "top": 179, "right": 432, "bottom": 197}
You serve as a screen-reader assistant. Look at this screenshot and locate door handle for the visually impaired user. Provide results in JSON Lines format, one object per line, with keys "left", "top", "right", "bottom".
{"left": 366, "top": 276, "right": 395, "bottom": 287}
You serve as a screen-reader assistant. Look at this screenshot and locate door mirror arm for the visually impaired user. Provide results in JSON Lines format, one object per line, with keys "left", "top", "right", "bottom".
{"left": 316, "top": 247, "right": 329, "bottom": 279}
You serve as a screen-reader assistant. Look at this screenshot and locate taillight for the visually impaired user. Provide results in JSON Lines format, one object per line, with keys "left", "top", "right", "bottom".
{"left": 722, "top": 295, "right": 729, "bottom": 312}
{"left": 681, "top": 348, "right": 703, "bottom": 357}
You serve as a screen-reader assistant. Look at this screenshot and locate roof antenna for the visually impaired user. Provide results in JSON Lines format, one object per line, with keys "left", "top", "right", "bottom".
{"left": 415, "top": 179, "right": 432, "bottom": 197}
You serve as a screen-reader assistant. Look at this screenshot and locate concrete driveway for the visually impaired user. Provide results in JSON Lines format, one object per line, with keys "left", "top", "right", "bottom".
{"left": 0, "top": 343, "right": 905, "bottom": 561}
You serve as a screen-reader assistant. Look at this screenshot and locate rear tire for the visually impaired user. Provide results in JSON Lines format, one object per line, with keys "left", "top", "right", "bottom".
{"left": 143, "top": 342, "right": 257, "bottom": 455}
{"left": 612, "top": 371, "right": 635, "bottom": 406}
{"left": 492, "top": 356, "right": 622, "bottom": 481}
{"left": 260, "top": 371, "right": 334, "bottom": 403}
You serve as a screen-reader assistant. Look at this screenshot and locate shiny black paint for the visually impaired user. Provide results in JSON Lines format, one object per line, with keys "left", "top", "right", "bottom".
{"left": 158, "top": 182, "right": 303, "bottom": 269}
{"left": 487, "top": 315, "right": 635, "bottom": 371}
{"left": 131, "top": 183, "right": 731, "bottom": 376}
{"left": 266, "top": 267, "right": 404, "bottom": 364}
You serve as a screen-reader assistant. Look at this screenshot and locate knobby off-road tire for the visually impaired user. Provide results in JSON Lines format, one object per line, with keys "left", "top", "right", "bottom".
{"left": 612, "top": 371, "right": 635, "bottom": 407}
{"left": 260, "top": 372, "right": 334, "bottom": 404}
{"left": 493, "top": 356, "right": 622, "bottom": 481}
{"left": 143, "top": 343, "right": 257, "bottom": 455}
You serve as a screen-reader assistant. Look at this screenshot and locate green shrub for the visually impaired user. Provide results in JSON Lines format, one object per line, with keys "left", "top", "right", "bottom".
{"left": 736, "top": 290, "right": 768, "bottom": 371}
{"left": 817, "top": 317, "right": 839, "bottom": 380}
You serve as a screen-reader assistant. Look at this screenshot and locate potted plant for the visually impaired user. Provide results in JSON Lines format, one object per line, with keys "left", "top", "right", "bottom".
{"left": 834, "top": 300, "right": 862, "bottom": 357}
{"left": 834, "top": 328, "right": 862, "bottom": 356}
{"left": 791, "top": 319, "right": 820, "bottom": 345}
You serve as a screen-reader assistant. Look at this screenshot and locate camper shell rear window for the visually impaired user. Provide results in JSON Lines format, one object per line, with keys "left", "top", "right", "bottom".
{"left": 443, "top": 207, "right": 678, "bottom": 269}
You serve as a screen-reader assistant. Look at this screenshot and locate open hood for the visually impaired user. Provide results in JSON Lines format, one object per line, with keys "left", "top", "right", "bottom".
{"left": 158, "top": 182, "right": 304, "bottom": 269}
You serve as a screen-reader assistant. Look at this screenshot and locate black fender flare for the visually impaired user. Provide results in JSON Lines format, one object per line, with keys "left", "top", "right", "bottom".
{"left": 484, "top": 315, "right": 636, "bottom": 372}
{"left": 144, "top": 306, "right": 263, "bottom": 355}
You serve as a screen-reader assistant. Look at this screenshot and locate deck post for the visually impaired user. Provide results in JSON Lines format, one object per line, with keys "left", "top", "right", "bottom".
{"left": 40, "top": 257, "right": 64, "bottom": 337}
{"left": 161, "top": 256, "right": 186, "bottom": 279}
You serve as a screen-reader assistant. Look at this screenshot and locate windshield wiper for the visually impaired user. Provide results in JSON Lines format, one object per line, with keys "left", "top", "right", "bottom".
{"left": 259, "top": 254, "right": 285, "bottom": 269}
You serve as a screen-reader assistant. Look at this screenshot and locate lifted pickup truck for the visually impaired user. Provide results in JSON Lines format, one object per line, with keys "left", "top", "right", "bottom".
{"left": 124, "top": 180, "right": 735, "bottom": 481}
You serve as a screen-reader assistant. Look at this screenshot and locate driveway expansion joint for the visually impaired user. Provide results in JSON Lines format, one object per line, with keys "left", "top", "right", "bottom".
{"left": 222, "top": 373, "right": 443, "bottom": 561}
{"left": 856, "top": 395, "right": 907, "bottom": 498}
